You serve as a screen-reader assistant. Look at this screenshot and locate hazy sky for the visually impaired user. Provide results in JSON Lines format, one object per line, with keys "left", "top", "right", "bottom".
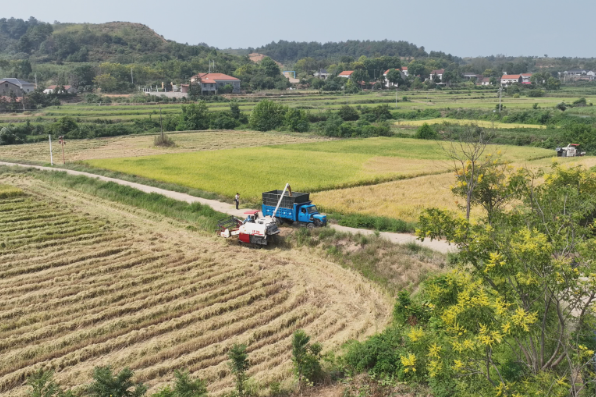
{"left": 7, "top": 0, "right": 596, "bottom": 58}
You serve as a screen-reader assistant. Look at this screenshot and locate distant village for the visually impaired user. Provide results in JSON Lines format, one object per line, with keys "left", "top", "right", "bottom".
{"left": 1, "top": 68, "right": 595, "bottom": 100}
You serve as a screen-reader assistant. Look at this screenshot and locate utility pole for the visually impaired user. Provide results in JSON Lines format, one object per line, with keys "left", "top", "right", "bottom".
{"left": 498, "top": 85, "right": 503, "bottom": 112}
{"left": 131, "top": 68, "right": 134, "bottom": 85}
{"left": 159, "top": 104, "right": 164, "bottom": 139}
{"left": 396, "top": 83, "right": 399, "bottom": 108}
{"left": 58, "top": 136, "right": 66, "bottom": 165}
{"left": 49, "top": 135, "right": 53, "bottom": 166}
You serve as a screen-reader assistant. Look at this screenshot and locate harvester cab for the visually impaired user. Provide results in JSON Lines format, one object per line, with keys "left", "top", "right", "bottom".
{"left": 556, "top": 143, "right": 586, "bottom": 157}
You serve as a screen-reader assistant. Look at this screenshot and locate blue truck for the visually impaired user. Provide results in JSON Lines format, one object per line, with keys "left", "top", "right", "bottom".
{"left": 261, "top": 187, "right": 327, "bottom": 228}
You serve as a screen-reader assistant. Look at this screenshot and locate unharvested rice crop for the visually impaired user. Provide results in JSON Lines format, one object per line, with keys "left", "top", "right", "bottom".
{"left": 397, "top": 118, "right": 546, "bottom": 129}
{"left": 85, "top": 138, "right": 553, "bottom": 200}
{"left": 0, "top": 175, "right": 392, "bottom": 396}
{"left": 0, "top": 130, "right": 327, "bottom": 164}
{"left": 313, "top": 155, "right": 596, "bottom": 222}
{"left": 0, "top": 183, "right": 23, "bottom": 199}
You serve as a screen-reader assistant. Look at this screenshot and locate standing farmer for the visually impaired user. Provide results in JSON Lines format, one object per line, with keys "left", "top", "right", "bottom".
{"left": 235, "top": 193, "right": 240, "bottom": 210}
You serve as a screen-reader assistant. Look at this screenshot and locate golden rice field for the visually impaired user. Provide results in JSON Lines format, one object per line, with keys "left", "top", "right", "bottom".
{"left": 0, "top": 174, "right": 393, "bottom": 396}
{"left": 397, "top": 118, "right": 546, "bottom": 129}
{"left": 84, "top": 138, "right": 554, "bottom": 200}
{"left": 0, "top": 130, "right": 328, "bottom": 163}
{"left": 313, "top": 156, "right": 596, "bottom": 222}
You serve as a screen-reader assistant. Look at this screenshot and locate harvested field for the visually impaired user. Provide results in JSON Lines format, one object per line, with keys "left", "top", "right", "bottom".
{"left": 0, "top": 130, "right": 327, "bottom": 163}
{"left": 0, "top": 173, "right": 392, "bottom": 396}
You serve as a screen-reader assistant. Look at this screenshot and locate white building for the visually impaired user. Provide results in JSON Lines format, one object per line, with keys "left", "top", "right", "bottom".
{"left": 43, "top": 85, "right": 77, "bottom": 94}
{"left": 338, "top": 71, "right": 354, "bottom": 78}
{"left": 501, "top": 74, "right": 522, "bottom": 86}
{"left": 430, "top": 69, "right": 445, "bottom": 82}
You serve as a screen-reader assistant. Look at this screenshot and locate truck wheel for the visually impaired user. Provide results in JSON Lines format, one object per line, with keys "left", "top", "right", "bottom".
{"left": 307, "top": 223, "right": 315, "bottom": 230}
{"left": 314, "top": 219, "right": 323, "bottom": 227}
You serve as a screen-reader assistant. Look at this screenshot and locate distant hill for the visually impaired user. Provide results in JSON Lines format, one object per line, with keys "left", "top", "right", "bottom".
{"left": 0, "top": 17, "right": 213, "bottom": 63}
{"left": 249, "top": 40, "right": 461, "bottom": 64}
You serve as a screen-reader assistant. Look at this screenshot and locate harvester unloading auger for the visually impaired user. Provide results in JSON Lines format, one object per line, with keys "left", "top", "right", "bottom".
{"left": 216, "top": 183, "right": 327, "bottom": 247}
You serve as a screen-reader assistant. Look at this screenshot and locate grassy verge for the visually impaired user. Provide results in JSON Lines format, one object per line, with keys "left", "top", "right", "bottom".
{"left": 0, "top": 166, "right": 226, "bottom": 232}
{"left": 286, "top": 226, "right": 445, "bottom": 295}
{"left": 325, "top": 211, "right": 417, "bottom": 233}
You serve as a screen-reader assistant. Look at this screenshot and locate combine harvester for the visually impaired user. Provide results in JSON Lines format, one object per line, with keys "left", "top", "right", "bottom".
{"left": 216, "top": 184, "right": 326, "bottom": 247}
{"left": 556, "top": 143, "right": 585, "bottom": 157}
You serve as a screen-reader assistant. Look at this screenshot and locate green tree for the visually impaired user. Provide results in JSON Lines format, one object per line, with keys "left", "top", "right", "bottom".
{"left": 93, "top": 73, "right": 118, "bottom": 92}
{"left": 229, "top": 101, "right": 241, "bottom": 119}
{"left": 50, "top": 116, "right": 79, "bottom": 137}
{"left": 26, "top": 369, "right": 74, "bottom": 397}
{"left": 228, "top": 344, "right": 250, "bottom": 397}
{"left": 414, "top": 123, "right": 438, "bottom": 140}
{"left": 248, "top": 99, "right": 287, "bottom": 131}
{"left": 284, "top": 108, "right": 309, "bottom": 132}
{"left": 292, "top": 330, "right": 323, "bottom": 388}
{"left": 416, "top": 164, "right": 596, "bottom": 396}
{"left": 386, "top": 69, "right": 404, "bottom": 87}
{"left": 152, "top": 370, "right": 207, "bottom": 397}
{"left": 178, "top": 102, "right": 210, "bottom": 130}
{"left": 87, "top": 366, "right": 147, "bottom": 397}
{"left": 259, "top": 57, "right": 280, "bottom": 78}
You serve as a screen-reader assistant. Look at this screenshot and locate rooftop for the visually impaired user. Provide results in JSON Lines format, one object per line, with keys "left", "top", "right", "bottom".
{"left": 0, "top": 78, "right": 33, "bottom": 86}
{"left": 338, "top": 71, "right": 354, "bottom": 77}
{"left": 192, "top": 73, "right": 240, "bottom": 82}
{"left": 501, "top": 74, "right": 522, "bottom": 79}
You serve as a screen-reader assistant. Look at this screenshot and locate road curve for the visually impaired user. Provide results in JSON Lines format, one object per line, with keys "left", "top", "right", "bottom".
{"left": 0, "top": 161, "right": 454, "bottom": 253}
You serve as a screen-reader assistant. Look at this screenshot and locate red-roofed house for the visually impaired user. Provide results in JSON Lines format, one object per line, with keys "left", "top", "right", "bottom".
{"left": 401, "top": 66, "right": 409, "bottom": 77}
{"left": 190, "top": 73, "right": 241, "bottom": 94}
{"left": 338, "top": 71, "right": 354, "bottom": 78}
{"left": 430, "top": 69, "right": 445, "bottom": 82}
{"left": 501, "top": 74, "right": 522, "bottom": 86}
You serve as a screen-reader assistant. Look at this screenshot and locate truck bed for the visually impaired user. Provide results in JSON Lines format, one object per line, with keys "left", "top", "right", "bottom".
{"left": 262, "top": 204, "right": 300, "bottom": 220}
{"left": 262, "top": 190, "right": 310, "bottom": 209}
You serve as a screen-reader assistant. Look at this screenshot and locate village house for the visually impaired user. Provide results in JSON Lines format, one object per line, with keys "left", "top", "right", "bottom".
{"left": 401, "top": 66, "right": 409, "bottom": 77}
{"left": 43, "top": 85, "right": 77, "bottom": 94}
{"left": 338, "top": 71, "right": 353, "bottom": 78}
{"left": 501, "top": 74, "right": 522, "bottom": 86}
{"left": 521, "top": 73, "right": 533, "bottom": 84}
{"left": 383, "top": 68, "right": 408, "bottom": 87}
{"left": 313, "top": 69, "right": 330, "bottom": 80}
{"left": 476, "top": 77, "right": 492, "bottom": 86}
{"left": 463, "top": 73, "right": 478, "bottom": 80}
{"left": 0, "top": 78, "right": 35, "bottom": 97}
{"left": 429, "top": 69, "right": 445, "bottom": 82}
{"left": 189, "top": 73, "right": 241, "bottom": 94}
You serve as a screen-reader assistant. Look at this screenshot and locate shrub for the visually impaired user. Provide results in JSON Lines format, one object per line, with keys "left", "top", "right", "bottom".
{"left": 178, "top": 102, "right": 210, "bottom": 130}
{"left": 228, "top": 344, "right": 250, "bottom": 396}
{"left": 154, "top": 133, "right": 176, "bottom": 147}
{"left": 527, "top": 89, "right": 544, "bottom": 97}
{"left": 337, "top": 105, "right": 360, "bottom": 121}
{"left": 415, "top": 123, "right": 438, "bottom": 140}
{"left": 249, "top": 99, "right": 288, "bottom": 131}
{"left": 210, "top": 113, "right": 239, "bottom": 130}
{"left": 284, "top": 108, "right": 309, "bottom": 132}
{"left": 87, "top": 366, "right": 147, "bottom": 397}
{"left": 573, "top": 97, "right": 587, "bottom": 107}
{"left": 292, "top": 330, "right": 323, "bottom": 386}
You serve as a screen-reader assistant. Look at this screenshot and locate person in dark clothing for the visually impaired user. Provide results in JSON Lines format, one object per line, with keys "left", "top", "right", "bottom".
{"left": 234, "top": 193, "right": 240, "bottom": 210}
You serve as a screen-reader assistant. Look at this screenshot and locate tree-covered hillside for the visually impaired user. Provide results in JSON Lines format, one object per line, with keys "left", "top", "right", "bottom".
{"left": 249, "top": 40, "right": 461, "bottom": 64}
{"left": 0, "top": 17, "right": 212, "bottom": 63}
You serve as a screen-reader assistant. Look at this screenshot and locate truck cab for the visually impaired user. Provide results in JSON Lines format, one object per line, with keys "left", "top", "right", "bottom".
{"left": 297, "top": 204, "right": 327, "bottom": 226}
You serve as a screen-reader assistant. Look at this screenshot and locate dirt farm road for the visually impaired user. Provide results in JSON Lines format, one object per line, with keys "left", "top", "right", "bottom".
{"left": 0, "top": 161, "right": 454, "bottom": 253}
